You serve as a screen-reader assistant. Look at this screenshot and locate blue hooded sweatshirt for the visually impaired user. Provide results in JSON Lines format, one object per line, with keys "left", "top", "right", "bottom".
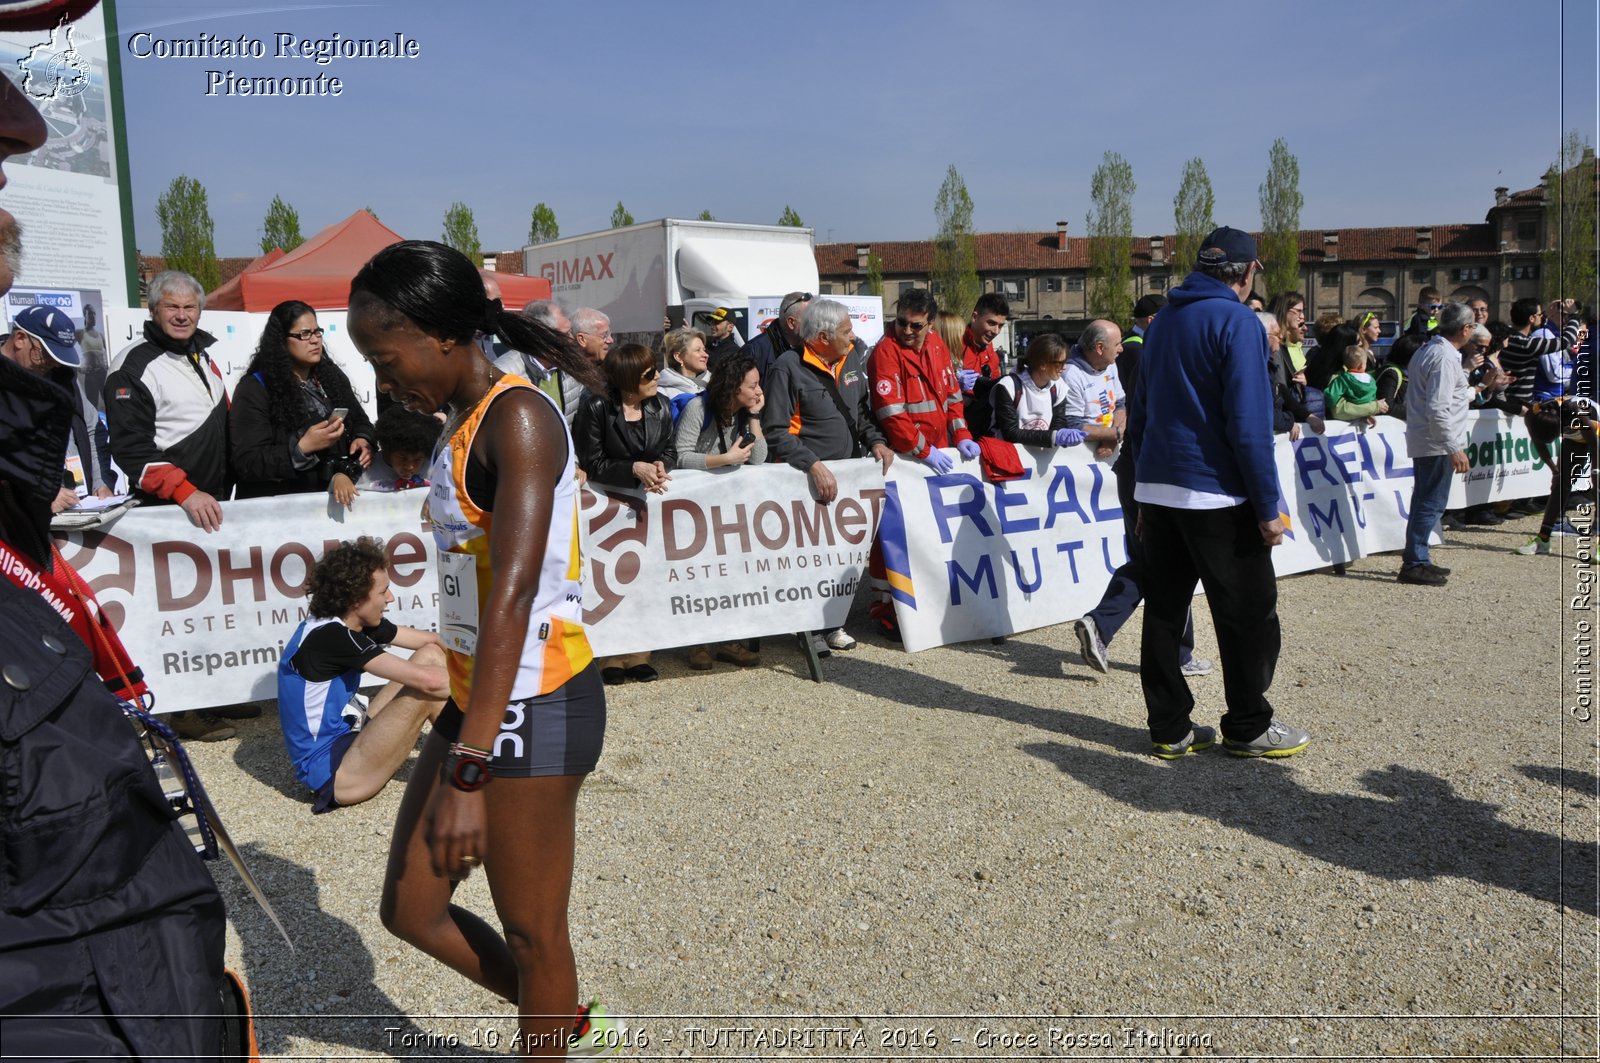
{"left": 1127, "top": 271, "right": 1282, "bottom": 523}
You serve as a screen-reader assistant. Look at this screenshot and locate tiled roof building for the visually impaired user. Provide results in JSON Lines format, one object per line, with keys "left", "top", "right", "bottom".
{"left": 816, "top": 169, "right": 1584, "bottom": 326}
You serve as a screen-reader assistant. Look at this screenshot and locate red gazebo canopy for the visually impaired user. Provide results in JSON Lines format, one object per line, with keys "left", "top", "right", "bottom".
{"left": 205, "top": 211, "right": 551, "bottom": 311}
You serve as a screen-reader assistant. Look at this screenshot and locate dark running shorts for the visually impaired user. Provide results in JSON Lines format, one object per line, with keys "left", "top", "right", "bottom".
{"left": 311, "top": 730, "right": 359, "bottom": 815}
{"left": 434, "top": 663, "right": 606, "bottom": 777}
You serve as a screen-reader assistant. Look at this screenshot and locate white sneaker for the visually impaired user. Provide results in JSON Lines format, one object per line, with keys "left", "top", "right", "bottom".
{"left": 825, "top": 628, "right": 857, "bottom": 651}
{"left": 1514, "top": 536, "right": 1552, "bottom": 556}
{"left": 1180, "top": 656, "right": 1214, "bottom": 677}
{"left": 809, "top": 635, "right": 832, "bottom": 658}
{"left": 1073, "top": 616, "right": 1108, "bottom": 673}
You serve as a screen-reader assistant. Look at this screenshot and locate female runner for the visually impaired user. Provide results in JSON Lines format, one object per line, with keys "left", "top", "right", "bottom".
{"left": 348, "top": 241, "right": 617, "bottom": 1057}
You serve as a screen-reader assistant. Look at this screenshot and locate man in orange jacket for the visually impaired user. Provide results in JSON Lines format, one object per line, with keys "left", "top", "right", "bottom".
{"left": 867, "top": 288, "right": 980, "bottom": 639}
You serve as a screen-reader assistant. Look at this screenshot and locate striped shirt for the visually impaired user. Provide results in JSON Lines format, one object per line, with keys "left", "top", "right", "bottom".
{"left": 1500, "top": 320, "right": 1582, "bottom": 409}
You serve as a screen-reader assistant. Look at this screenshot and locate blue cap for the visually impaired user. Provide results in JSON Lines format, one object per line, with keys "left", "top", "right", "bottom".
{"left": 1196, "top": 227, "right": 1259, "bottom": 269}
{"left": 13, "top": 304, "right": 81, "bottom": 368}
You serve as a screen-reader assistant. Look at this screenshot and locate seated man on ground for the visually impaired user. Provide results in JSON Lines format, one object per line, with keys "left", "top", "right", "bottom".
{"left": 278, "top": 537, "right": 449, "bottom": 813}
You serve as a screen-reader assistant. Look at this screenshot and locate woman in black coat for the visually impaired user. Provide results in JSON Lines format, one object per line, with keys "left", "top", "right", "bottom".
{"left": 230, "top": 300, "right": 375, "bottom": 501}
{"left": 572, "top": 341, "right": 677, "bottom": 491}
{"left": 571, "top": 341, "right": 677, "bottom": 683}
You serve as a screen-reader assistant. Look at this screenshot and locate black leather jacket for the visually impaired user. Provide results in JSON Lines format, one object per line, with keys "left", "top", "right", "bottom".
{"left": 571, "top": 391, "right": 678, "bottom": 488}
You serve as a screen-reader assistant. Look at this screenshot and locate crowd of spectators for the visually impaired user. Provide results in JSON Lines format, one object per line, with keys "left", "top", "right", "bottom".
{"left": 73, "top": 257, "right": 1593, "bottom": 717}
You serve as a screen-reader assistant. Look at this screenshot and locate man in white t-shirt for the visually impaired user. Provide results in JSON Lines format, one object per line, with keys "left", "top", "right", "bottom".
{"left": 1061, "top": 319, "right": 1126, "bottom": 462}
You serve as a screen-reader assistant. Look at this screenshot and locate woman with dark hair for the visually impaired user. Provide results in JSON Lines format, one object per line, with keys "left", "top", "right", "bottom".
{"left": 1305, "top": 322, "right": 1359, "bottom": 393}
{"left": 572, "top": 341, "right": 677, "bottom": 684}
{"left": 671, "top": 354, "right": 766, "bottom": 669}
{"left": 344, "top": 240, "right": 621, "bottom": 1057}
{"left": 674, "top": 353, "right": 766, "bottom": 471}
{"left": 231, "top": 299, "right": 375, "bottom": 501}
{"left": 1374, "top": 331, "right": 1423, "bottom": 422}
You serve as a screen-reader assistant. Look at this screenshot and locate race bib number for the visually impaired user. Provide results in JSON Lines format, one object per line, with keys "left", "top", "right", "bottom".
{"left": 437, "top": 550, "right": 479, "bottom": 654}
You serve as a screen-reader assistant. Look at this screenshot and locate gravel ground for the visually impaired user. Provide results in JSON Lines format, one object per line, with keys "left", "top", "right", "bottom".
{"left": 184, "top": 510, "right": 1598, "bottom": 1061}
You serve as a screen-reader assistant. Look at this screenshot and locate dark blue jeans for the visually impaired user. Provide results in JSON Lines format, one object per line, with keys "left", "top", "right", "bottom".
{"left": 1088, "top": 459, "right": 1197, "bottom": 661}
{"left": 1403, "top": 454, "right": 1454, "bottom": 567}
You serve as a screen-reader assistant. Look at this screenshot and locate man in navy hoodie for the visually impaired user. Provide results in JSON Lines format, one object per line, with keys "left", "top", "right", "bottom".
{"left": 1127, "top": 227, "right": 1311, "bottom": 760}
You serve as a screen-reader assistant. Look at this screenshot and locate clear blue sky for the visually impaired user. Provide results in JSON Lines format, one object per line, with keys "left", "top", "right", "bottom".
{"left": 114, "top": 0, "right": 1598, "bottom": 258}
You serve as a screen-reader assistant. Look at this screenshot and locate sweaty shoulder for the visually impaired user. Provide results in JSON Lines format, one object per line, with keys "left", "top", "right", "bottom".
{"left": 481, "top": 382, "right": 562, "bottom": 450}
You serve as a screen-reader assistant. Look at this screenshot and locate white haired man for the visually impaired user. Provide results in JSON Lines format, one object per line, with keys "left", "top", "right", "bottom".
{"left": 1400, "top": 302, "right": 1479, "bottom": 587}
{"left": 763, "top": 298, "right": 894, "bottom": 653}
{"left": 104, "top": 270, "right": 230, "bottom": 532}
{"left": 494, "top": 299, "right": 585, "bottom": 420}
{"left": 571, "top": 306, "right": 614, "bottom": 364}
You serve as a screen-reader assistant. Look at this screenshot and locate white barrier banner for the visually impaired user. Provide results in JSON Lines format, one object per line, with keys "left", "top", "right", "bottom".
{"left": 58, "top": 491, "right": 439, "bottom": 710}
{"left": 59, "top": 463, "right": 886, "bottom": 710}
{"left": 56, "top": 412, "right": 1556, "bottom": 706}
{"left": 880, "top": 414, "right": 1554, "bottom": 652}
{"left": 577, "top": 461, "right": 885, "bottom": 654}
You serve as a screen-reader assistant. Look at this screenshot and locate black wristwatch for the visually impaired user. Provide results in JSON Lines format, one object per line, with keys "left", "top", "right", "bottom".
{"left": 443, "top": 750, "right": 493, "bottom": 792}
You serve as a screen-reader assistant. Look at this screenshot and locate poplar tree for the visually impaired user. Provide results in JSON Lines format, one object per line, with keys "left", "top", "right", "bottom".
{"left": 1258, "top": 138, "right": 1304, "bottom": 299}
{"left": 697, "top": 209, "right": 715, "bottom": 221}
{"left": 1542, "top": 130, "right": 1598, "bottom": 303}
{"left": 932, "top": 164, "right": 980, "bottom": 315}
{"left": 610, "top": 201, "right": 634, "bottom": 228}
{"left": 528, "top": 202, "right": 559, "bottom": 244}
{"left": 865, "top": 252, "right": 884, "bottom": 297}
{"left": 1171, "top": 158, "right": 1215, "bottom": 275}
{"left": 156, "top": 175, "right": 220, "bottom": 292}
{"left": 259, "top": 194, "right": 304, "bottom": 254}
{"left": 777, "top": 205, "right": 803, "bottom": 227}
{"left": 441, "top": 202, "right": 482, "bottom": 267}
{"left": 1086, "top": 152, "right": 1135, "bottom": 325}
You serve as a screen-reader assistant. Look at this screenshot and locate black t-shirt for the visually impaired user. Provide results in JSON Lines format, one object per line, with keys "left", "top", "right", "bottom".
{"left": 290, "top": 618, "right": 397, "bottom": 683}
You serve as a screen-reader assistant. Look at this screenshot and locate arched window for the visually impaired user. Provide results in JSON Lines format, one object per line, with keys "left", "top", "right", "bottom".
{"left": 1352, "top": 287, "right": 1394, "bottom": 317}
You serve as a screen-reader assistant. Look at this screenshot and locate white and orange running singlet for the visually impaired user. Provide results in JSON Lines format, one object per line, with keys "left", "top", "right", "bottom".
{"left": 427, "top": 374, "right": 593, "bottom": 703}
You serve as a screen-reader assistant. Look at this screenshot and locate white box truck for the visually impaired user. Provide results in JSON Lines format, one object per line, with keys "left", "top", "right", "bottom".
{"left": 521, "top": 218, "right": 821, "bottom": 346}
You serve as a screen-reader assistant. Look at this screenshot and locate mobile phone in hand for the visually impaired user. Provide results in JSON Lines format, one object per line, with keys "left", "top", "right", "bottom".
{"left": 330, "top": 407, "right": 349, "bottom": 421}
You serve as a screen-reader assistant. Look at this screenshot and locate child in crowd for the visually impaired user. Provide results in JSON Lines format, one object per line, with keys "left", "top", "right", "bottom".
{"left": 1322, "top": 345, "right": 1389, "bottom": 425}
{"left": 360, "top": 405, "right": 440, "bottom": 492}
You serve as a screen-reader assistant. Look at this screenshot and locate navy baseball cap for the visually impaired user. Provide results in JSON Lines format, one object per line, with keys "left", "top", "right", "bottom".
{"left": 1196, "top": 227, "right": 1260, "bottom": 268}
{"left": 13, "top": 305, "right": 81, "bottom": 368}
